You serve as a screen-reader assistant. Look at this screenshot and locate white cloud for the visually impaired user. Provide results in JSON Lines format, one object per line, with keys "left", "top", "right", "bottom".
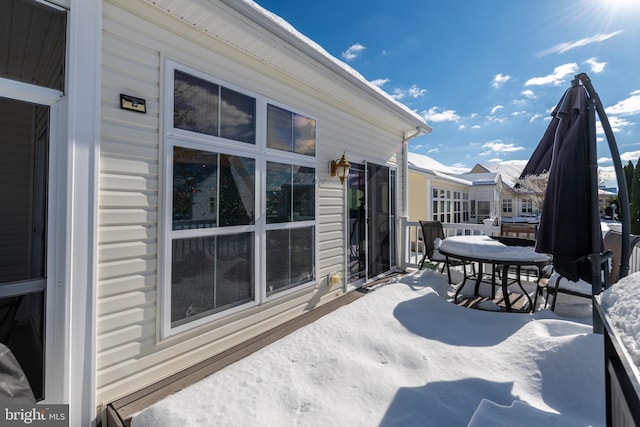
{"left": 606, "top": 90, "right": 640, "bottom": 116}
{"left": 492, "top": 73, "right": 511, "bottom": 89}
{"left": 598, "top": 157, "right": 612, "bottom": 164}
{"left": 525, "top": 63, "right": 579, "bottom": 86}
{"left": 536, "top": 31, "right": 623, "bottom": 57}
{"left": 422, "top": 107, "right": 460, "bottom": 123}
{"left": 370, "top": 78, "right": 390, "bottom": 88}
{"left": 487, "top": 115, "right": 507, "bottom": 123}
{"left": 407, "top": 85, "right": 427, "bottom": 98}
{"left": 584, "top": 57, "right": 607, "bottom": 73}
{"left": 390, "top": 84, "right": 427, "bottom": 100}
{"left": 459, "top": 124, "right": 466, "bottom": 130}
{"left": 529, "top": 113, "right": 543, "bottom": 123}
{"left": 490, "top": 105, "right": 503, "bottom": 115}
{"left": 481, "top": 140, "right": 526, "bottom": 155}
{"left": 597, "top": 116, "right": 635, "bottom": 134}
{"left": 471, "top": 124, "right": 481, "bottom": 129}
{"left": 341, "top": 43, "right": 366, "bottom": 61}
{"left": 511, "top": 111, "right": 527, "bottom": 117}
{"left": 521, "top": 90, "right": 536, "bottom": 98}
{"left": 621, "top": 150, "right": 640, "bottom": 162}
{"left": 427, "top": 148, "right": 440, "bottom": 154}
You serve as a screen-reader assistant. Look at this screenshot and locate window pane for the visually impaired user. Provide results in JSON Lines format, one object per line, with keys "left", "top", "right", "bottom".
{"left": 219, "top": 154, "right": 255, "bottom": 226}
{"left": 292, "top": 166, "right": 314, "bottom": 221}
{"left": 290, "top": 227, "right": 314, "bottom": 286}
{"left": 266, "top": 162, "right": 292, "bottom": 223}
{"left": 266, "top": 104, "right": 293, "bottom": 152}
{"left": 220, "top": 87, "right": 256, "bottom": 144}
{"left": 0, "top": 0, "right": 66, "bottom": 91}
{"left": 266, "top": 229, "right": 289, "bottom": 293}
{"left": 266, "top": 227, "right": 314, "bottom": 295}
{"left": 293, "top": 114, "right": 316, "bottom": 156}
{"left": 172, "top": 147, "right": 218, "bottom": 230}
{"left": 171, "top": 233, "right": 254, "bottom": 326}
{"left": 174, "top": 70, "right": 219, "bottom": 136}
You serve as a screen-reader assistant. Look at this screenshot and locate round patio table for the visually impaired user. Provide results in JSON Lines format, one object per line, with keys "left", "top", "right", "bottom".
{"left": 439, "top": 235, "right": 552, "bottom": 312}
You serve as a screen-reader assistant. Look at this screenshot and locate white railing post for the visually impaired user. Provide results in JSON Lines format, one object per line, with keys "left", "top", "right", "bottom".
{"left": 399, "top": 216, "right": 408, "bottom": 271}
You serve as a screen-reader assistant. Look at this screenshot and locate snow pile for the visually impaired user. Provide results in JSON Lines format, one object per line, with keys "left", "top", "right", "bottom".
{"left": 131, "top": 269, "right": 604, "bottom": 427}
{"left": 600, "top": 271, "right": 640, "bottom": 366}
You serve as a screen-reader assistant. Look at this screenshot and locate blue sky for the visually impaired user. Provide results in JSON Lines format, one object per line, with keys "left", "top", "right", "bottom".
{"left": 253, "top": 0, "right": 640, "bottom": 187}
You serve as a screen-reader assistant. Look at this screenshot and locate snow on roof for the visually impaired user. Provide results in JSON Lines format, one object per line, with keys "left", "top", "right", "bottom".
{"left": 456, "top": 172, "right": 500, "bottom": 186}
{"left": 408, "top": 152, "right": 464, "bottom": 174}
{"left": 408, "top": 152, "right": 473, "bottom": 185}
{"left": 477, "top": 162, "right": 527, "bottom": 189}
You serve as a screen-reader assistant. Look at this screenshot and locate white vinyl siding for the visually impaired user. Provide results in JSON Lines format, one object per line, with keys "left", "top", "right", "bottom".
{"left": 96, "top": 0, "right": 407, "bottom": 405}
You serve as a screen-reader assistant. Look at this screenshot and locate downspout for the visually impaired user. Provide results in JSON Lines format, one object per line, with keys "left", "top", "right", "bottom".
{"left": 399, "top": 128, "right": 426, "bottom": 271}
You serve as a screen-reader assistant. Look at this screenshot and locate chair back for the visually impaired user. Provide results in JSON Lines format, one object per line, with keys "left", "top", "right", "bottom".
{"left": 604, "top": 231, "right": 640, "bottom": 285}
{"left": 419, "top": 221, "right": 445, "bottom": 260}
{"left": 500, "top": 222, "right": 538, "bottom": 240}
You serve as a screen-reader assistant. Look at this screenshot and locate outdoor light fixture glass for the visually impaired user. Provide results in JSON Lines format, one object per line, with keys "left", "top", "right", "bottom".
{"left": 330, "top": 153, "right": 351, "bottom": 185}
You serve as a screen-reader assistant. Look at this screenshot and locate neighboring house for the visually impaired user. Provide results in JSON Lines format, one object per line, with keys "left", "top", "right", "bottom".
{"left": 456, "top": 171, "right": 503, "bottom": 223}
{"left": 407, "top": 153, "right": 503, "bottom": 224}
{"left": 0, "top": 0, "right": 430, "bottom": 425}
{"left": 407, "top": 152, "right": 472, "bottom": 223}
{"left": 469, "top": 163, "right": 537, "bottom": 219}
{"left": 599, "top": 188, "right": 617, "bottom": 217}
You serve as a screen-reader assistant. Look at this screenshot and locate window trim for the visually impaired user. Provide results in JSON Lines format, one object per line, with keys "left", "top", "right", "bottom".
{"left": 161, "top": 60, "right": 318, "bottom": 338}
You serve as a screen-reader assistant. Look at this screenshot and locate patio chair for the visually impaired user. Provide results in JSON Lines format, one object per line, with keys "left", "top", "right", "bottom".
{"left": 0, "top": 343, "right": 36, "bottom": 405}
{"left": 545, "top": 230, "right": 640, "bottom": 310}
{"left": 418, "top": 220, "right": 475, "bottom": 276}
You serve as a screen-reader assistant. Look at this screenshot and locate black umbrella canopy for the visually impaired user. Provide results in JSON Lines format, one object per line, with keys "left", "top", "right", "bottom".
{"left": 532, "top": 84, "right": 601, "bottom": 282}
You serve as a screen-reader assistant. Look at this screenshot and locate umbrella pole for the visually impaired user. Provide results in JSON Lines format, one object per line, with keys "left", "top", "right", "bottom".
{"left": 584, "top": 86, "right": 604, "bottom": 333}
{"left": 578, "top": 73, "right": 631, "bottom": 281}
{"left": 577, "top": 73, "right": 631, "bottom": 334}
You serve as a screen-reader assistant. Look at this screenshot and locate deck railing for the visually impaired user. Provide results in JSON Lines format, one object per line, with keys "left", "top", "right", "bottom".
{"left": 400, "top": 217, "right": 500, "bottom": 270}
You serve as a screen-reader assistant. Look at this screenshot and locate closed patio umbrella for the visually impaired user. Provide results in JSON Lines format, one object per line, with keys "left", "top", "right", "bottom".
{"left": 533, "top": 83, "right": 597, "bottom": 283}
{"left": 520, "top": 73, "right": 631, "bottom": 331}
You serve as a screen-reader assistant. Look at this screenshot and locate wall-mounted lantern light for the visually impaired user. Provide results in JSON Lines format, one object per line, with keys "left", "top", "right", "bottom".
{"left": 330, "top": 153, "right": 351, "bottom": 185}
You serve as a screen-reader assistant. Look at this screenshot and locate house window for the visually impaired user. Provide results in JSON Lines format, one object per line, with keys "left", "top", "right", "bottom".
{"left": 267, "top": 104, "right": 316, "bottom": 156}
{"left": 522, "top": 199, "right": 533, "bottom": 215}
{"left": 266, "top": 162, "right": 315, "bottom": 295}
{"left": 462, "top": 193, "right": 469, "bottom": 222}
{"left": 174, "top": 70, "right": 256, "bottom": 143}
{"left": 163, "top": 61, "right": 317, "bottom": 336}
{"left": 502, "top": 199, "right": 513, "bottom": 213}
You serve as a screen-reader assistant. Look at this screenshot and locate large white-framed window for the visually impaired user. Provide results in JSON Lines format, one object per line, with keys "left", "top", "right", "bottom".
{"left": 432, "top": 187, "right": 468, "bottom": 223}
{"left": 503, "top": 199, "right": 513, "bottom": 213}
{"left": 162, "top": 61, "right": 317, "bottom": 337}
{"left": 521, "top": 199, "right": 533, "bottom": 215}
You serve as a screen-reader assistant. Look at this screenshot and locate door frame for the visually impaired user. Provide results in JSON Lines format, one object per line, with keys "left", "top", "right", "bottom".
{"left": 0, "top": 79, "right": 65, "bottom": 404}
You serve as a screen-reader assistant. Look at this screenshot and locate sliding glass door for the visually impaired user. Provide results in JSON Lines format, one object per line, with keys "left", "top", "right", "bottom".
{"left": 347, "top": 162, "right": 396, "bottom": 284}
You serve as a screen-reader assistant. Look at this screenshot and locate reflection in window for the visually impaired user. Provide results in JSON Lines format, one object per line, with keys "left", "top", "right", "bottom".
{"left": 172, "top": 147, "right": 255, "bottom": 230}
{"left": 267, "top": 104, "right": 316, "bottom": 156}
{"left": 171, "top": 233, "right": 254, "bottom": 326}
{"left": 266, "top": 227, "right": 314, "bottom": 295}
{"left": 174, "top": 70, "right": 256, "bottom": 144}
{"left": 266, "top": 162, "right": 314, "bottom": 223}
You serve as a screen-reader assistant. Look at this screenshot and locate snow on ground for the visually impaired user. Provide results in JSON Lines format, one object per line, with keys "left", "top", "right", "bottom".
{"left": 131, "top": 269, "right": 604, "bottom": 427}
